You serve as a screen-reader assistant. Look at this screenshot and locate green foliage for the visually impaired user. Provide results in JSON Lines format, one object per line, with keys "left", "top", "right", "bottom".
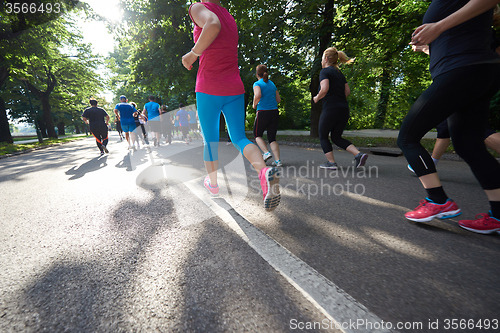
{"left": 0, "top": 0, "right": 478, "bottom": 138}
{"left": 1, "top": 4, "right": 104, "bottom": 137}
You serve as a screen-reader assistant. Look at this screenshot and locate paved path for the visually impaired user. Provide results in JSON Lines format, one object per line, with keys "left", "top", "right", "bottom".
{"left": 1, "top": 133, "right": 499, "bottom": 333}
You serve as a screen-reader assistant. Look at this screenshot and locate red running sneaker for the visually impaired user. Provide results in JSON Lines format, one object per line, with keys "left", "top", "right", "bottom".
{"left": 405, "top": 198, "right": 461, "bottom": 222}
{"left": 458, "top": 213, "right": 500, "bottom": 234}
{"left": 259, "top": 167, "right": 281, "bottom": 212}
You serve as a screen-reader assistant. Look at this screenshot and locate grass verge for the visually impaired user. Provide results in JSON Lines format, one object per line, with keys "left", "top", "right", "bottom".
{"left": 12, "top": 136, "right": 38, "bottom": 142}
{"left": 273, "top": 135, "right": 444, "bottom": 153}
{"left": 272, "top": 134, "right": 499, "bottom": 158}
{"left": 0, "top": 136, "right": 91, "bottom": 156}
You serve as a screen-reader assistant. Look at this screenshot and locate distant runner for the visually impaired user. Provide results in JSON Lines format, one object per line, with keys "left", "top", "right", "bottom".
{"left": 82, "top": 98, "right": 110, "bottom": 156}
{"left": 114, "top": 95, "right": 139, "bottom": 150}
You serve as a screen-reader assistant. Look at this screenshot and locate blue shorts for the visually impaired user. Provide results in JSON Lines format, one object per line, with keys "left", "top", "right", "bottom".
{"left": 121, "top": 122, "right": 137, "bottom": 133}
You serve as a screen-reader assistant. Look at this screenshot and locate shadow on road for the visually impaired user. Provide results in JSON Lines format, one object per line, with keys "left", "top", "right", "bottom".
{"left": 65, "top": 156, "right": 108, "bottom": 180}
{"left": 0, "top": 143, "right": 99, "bottom": 183}
{"left": 177, "top": 216, "right": 328, "bottom": 332}
{"left": 17, "top": 180, "right": 177, "bottom": 331}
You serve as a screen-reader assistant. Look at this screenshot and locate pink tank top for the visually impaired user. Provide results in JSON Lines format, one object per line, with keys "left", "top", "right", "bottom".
{"left": 189, "top": 2, "right": 245, "bottom": 96}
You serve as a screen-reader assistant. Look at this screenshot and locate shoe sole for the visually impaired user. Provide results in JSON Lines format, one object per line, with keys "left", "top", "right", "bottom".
{"left": 264, "top": 168, "right": 281, "bottom": 212}
{"left": 356, "top": 154, "right": 368, "bottom": 168}
{"left": 407, "top": 164, "right": 415, "bottom": 173}
{"left": 206, "top": 189, "right": 220, "bottom": 197}
{"left": 103, "top": 146, "right": 109, "bottom": 153}
{"left": 263, "top": 155, "right": 272, "bottom": 162}
{"left": 319, "top": 165, "right": 338, "bottom": 170}
{"left": 458, "top": 224, "right": 500, "bottom": 234}
{"left": 405, "top": 209, "right": 462, "bottom": 223}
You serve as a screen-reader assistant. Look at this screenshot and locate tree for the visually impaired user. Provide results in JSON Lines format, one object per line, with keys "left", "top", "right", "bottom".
{"left": 0, "top": 0, "right": 80, "bottom": 142}
{"left": 4, "top": 8, "right": 104, "bottom": 139}
{"left": 334, "top": 0, "right": 430, "bottom": 128}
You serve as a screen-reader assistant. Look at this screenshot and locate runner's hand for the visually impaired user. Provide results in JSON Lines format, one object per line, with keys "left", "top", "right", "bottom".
{"left": 182, "top": 51, "right": 198, "bottom": 70}
{"left": 411, "top": 44, "right": 430, "bottom": 55}
{"left": 410, "top": 23, "right": 444, "bottom": 46}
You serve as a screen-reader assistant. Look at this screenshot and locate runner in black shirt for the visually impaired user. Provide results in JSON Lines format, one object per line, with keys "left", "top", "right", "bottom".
{"left": 82, "top": 98, "right": 110, "bottom": 156}
{"left": 397, "top": 0, "right": 500, "bottom": 233}
{"left": 312, "top": 47, "right": 367, "bottom": 170}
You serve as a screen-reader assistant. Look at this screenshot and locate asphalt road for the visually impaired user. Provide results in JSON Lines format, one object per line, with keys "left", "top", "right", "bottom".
{"left": 1, "top": 133, "right": 499, "bottom": 333}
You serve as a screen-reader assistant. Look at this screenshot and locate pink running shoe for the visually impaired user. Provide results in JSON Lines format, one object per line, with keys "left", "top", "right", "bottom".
{"left": 405, "top": 198, "right": 461, "bottom": 222}
{"left": 458, "top": 213, "right": 500, "bottom": 234}
{"left": 259, "top": 167, "right": 281, "bottom": 211}
{"left": 204, "top": 176, "right": 219, "bottom": 196}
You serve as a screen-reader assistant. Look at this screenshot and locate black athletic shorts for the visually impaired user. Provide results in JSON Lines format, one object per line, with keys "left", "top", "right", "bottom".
{"left": 253, "top": 109, "right": 279, "bottom": 143}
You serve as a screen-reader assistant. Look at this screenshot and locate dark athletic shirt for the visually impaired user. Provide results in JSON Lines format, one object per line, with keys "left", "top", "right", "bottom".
{"left": 318, "top": 66, "right": 348, "bottom": 111}
{"left": 491, "top": 29, "right": 500, "bottom": 51}
{"left": 82, "top": 107, "right": 108, "bottom": 128}
{"left": 423, "top": 0, "right": 500, "bottom": 79}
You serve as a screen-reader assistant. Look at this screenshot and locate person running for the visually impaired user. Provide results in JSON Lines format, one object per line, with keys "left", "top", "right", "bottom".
{"left": 408, "top": 24, "right": 500, "bottom": 174}
{"left": 188, "top": 106, "right": 200, "bottom": 139}
{"left": 397, "top": 0, "right": 500, "bottom": 234}
{"left": 82, "top": 98, "right": 110, "bottom": 156}
{"left": 160, "top": 105, "right": 173, "bottom": 145}
{"left": 130, "top": 102, "right": 148, "bottom": 145}
{"left": 114, "top": 95, "right": 139, "bottom": 151}
{"left": 176, "top": 103, "right": 191, "bottom": 144}
{"left": 182, "top": 0, "right": 280, "bottom": 211}
{"left": 130, "top": 102, "right": 145, "bottom": 149}
{"left": 115, "top": 118, "right": 124, "bottom": 141}
{"left": 173, "top": 116, "right": 180, "bottom": 140}
{"left": 143, "top": 95, "right": 161, "bottom": 147}
{"left": 252, "top": 64, "right": 282, "bottom": 167}
{"left": 312, "top": 47, "right": 368, "bottom": 170}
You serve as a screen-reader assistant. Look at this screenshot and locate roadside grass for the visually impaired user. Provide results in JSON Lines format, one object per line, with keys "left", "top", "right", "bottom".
{"left": 12, "top": 136, "right": 38, "bottom": 142}
{"left": 267, "top": 134, "right": 499, "bottom": 158}
{"left": 273, "top": 134, "right": 445, "bottom": 154}
{"left": 0, "top": 136, "right": 91, "bottom": 156}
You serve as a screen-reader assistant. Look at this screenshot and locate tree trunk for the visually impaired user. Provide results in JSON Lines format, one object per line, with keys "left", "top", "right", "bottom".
{"left": 25, "top": 69, "right": 58, "bottom": 139}
{"left": 40, "top": 97, "right": 57, "bottom": 138}
{"left": 0, "top": 96, "right": 13, "bottom": 144}
{"left": 374, "top": 61, "right": 392, "bottom": 129}
{"left": 309, "top": 0, "right": 335, "bottom": 138}
{"left": 0, "top": 64, "right": 13, "bottom": 144}
{"left": 57, "top": 122, "right": 65, "bottom": 136}
{"left": 37, "top": 115, "right": 48, "bottom": 138}
{"left": 75, "top": 123, "right": 81, "bottom": 134}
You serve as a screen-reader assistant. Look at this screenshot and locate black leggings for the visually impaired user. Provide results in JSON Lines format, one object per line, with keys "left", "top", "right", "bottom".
{"left": 253, "top": 109, "right": 279, "bottom": 143}
{"left": 91, "top": 125, "right": 108, "bottom": 150}
{"left": 397, "top": 63, "right": 500, "bottom": 190}
{"left": 319, "top": 107, "right": 352, "bottom": 154}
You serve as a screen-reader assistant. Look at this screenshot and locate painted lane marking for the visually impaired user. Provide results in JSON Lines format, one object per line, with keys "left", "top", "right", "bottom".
{"left": 183, "top": 178, "right": 394, "bottom": 333}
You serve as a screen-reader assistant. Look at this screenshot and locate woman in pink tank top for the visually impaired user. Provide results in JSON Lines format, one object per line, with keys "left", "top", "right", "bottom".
{"left": 181, "top": 0, "right": 281, "bottom": 211}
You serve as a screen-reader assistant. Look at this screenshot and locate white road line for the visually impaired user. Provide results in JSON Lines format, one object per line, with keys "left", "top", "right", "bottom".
{"left": 183, "top": 178, "right": 394, "bottom": 333}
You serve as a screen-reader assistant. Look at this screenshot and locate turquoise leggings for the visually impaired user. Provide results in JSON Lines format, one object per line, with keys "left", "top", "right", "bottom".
{"left": 196, "top": 93, "right": 252, "bottom": 161}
